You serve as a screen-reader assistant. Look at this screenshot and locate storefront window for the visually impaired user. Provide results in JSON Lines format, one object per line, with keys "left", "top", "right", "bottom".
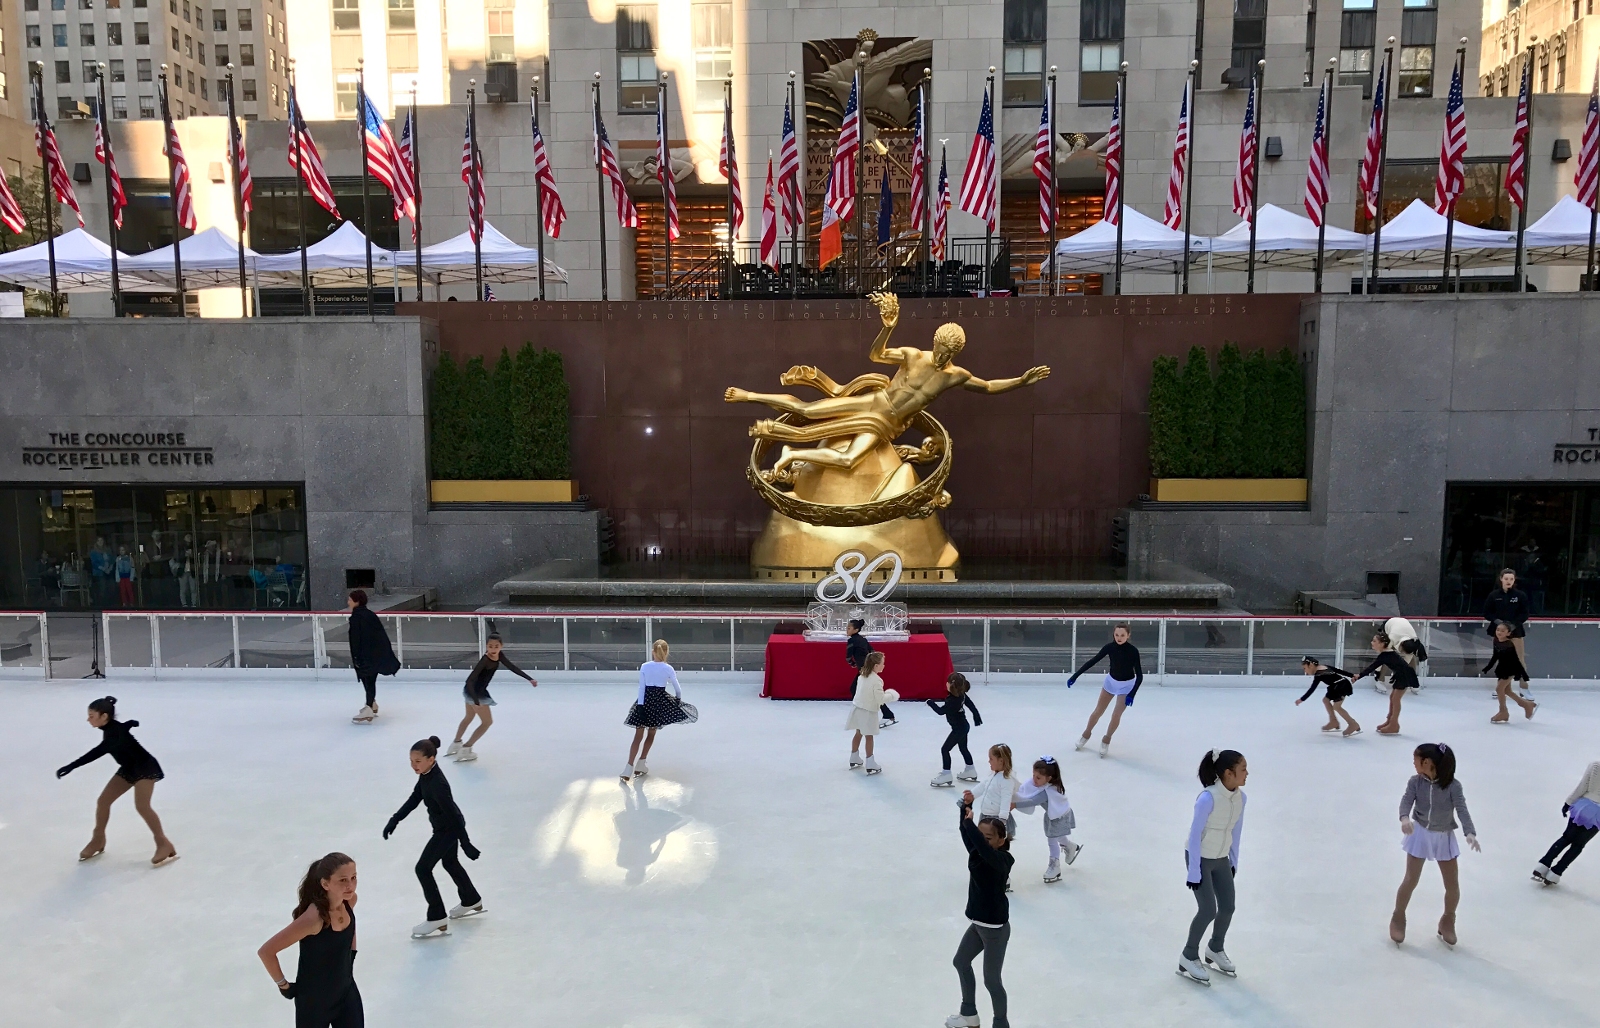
{"left": 1440, "top": 483, "right": 1600, "bottom": 617}
{"left": 0, "top": 485, "right": 308, "bottom": 610}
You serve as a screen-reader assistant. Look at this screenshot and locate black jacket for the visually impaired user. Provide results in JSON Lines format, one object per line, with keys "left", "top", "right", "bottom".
{"left": 845, "top": 632, "right": 873, "bottom": 671}
{"left": 960, "top": 802, "right": 1013, "bottom": 925}
{"left": 387, "top": 765, "right": 476, "bottom": 854}
{"left": 928, "top": 694, "right": 982, "bottom": 730}
{"left": 1483, "top": 587, "right": 1531, "bottom": 631}
{"left": 349, "top": 605, "right": 400, "bottom": 677}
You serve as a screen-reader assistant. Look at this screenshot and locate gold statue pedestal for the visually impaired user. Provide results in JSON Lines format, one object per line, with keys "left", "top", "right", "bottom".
{"left": 750, "top": 437, "right": 960, "bottom": 582}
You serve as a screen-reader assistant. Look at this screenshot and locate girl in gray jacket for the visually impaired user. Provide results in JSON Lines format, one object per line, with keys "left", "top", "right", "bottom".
{"left": 1391, "top": 743, "right": 1479, "bottom": 948}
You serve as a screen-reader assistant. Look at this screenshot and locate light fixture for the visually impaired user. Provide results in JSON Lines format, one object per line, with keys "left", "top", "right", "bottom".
{"left": 644, "top": 426, "right": 654, "bottom": 436}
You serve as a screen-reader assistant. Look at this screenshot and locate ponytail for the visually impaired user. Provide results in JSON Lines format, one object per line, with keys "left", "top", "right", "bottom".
{"left": 294, "top": 852, "right": 355, "bottom": 923}
{"left": 1414, "top": 742, "right": 1456, "bottom": 789}
{"left": 1398, "top": 638, "right": 1428, "bottom": 663}
{"left": 1198, "top": 748, "right": 1245, "bottom": 787}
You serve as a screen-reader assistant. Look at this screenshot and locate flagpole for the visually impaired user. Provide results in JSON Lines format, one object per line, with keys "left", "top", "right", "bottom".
{"left": 158, "top": 65, "right": 186, "bottom": 317}
{"left": 95, "top": 64, "right": 122, "bottom": 317}
{"left": 1441, "top": 42, "right": 1466, "bottom": 295}
{"left": 1514, "top": 38, "right": 1536, "bottom": 292}
{"left": 1181, "top": 60, "right": 1197, "bottom": 295}
{"left": 30, "top": 65, "right": 59, "bottom": 316}
{"left": 287, "top": 62, "right": 310, "bottom": 315}
{"left": 1047, "top": 66, "right": 1058, "bottom": 296}
{"left": 469, "top": 81, "right": 484, "bottom": 301}
{"left": 788, "top": 71, "right": 801, "bottom": 298}
{"left": 984, "top": 66, "right": 995, "bottom": 297}
{"left": 1589, "top": 203, "right": 1598, "bottom": 292}
{"left": 920, "top": 70, "right": 932, "bottom": 297}
{"left": 1114, "top": 64, "right": 1127, "bottom": 296}
{"left": 725, "top": 73, "right": 738, "bottom": 296}
{"left": 855, "top": 60, "right": 867, "bottom": 296}
{"left": 358, "top": 62, "right": 374, "bottom": 317}
{"left": 1315, "top": 60, "right": 1333, "bottom": 293}
{"left": 660, "top": 74, "right": 673, "bottom": 294}
{"left": 532, "top": 78, "right": 547, "bottom": 302}
{"left": 593, "top": 73, "right": 609, "bottom": 302}
{"left": 411, "top": 82, "right": 423, "bottom": 302}
{"left": 224, "top": 66, "right": 249, "bottom": 315}
{"left": 1245, "top": 60, "right": 1264, "bottom": 293}
{"left": 1369, "top": 38, "right": 1395, "bottom": 296}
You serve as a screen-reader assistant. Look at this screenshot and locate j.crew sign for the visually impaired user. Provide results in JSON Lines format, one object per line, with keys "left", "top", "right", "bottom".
{"left": 21, "top": 430, "right": 215, "bottom": 470}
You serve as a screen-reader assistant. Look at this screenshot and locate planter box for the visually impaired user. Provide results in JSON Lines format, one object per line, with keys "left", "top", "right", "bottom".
{"left": 430, "top": 480, "right": 579, "bottom": 503}
{"left": 1148, "top": 478, "right": 1307, "bottom": 503}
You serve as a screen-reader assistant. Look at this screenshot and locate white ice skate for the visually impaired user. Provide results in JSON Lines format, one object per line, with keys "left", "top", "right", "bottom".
{"left": 1533, "top": 864, "right": 1560, "bottom": 886}
{"left": 454, "top": 745, "right": 477, "bottom": 762}
{"left": 1099, "top": 740, "right": 1110, "bottom": 758}
{"left": 448, "top": 902, "right": 486, "bottom": 919}
{"left": 446, "top": 740, "right": 462, "bottom": 757}
{"left": 957, "top": 765, "right": 980, "bottom": 782}
{"left": 411, "top": 919, "right": 450, "bottom": 939}
{"left": 619, "top": 764, "right": 634, "bottom": 782}
{"left": 849, "top": 752, "right": 864, "bottom": 769}
{"left": 930, "top": 769, "right": 955, "bottom": 788}
{"left": 1075, "top": 734, "right": 1090, "bottom": 752}
{"left": 633, "top": 758, "right": 649, "bottom": 778}
{"left": 1204, "top": 947, "right": 1237, "bottom": 977}
{"left": 863, "top": 755, "right": 882, "bottom": 775}
{"left": 879, "top": 717, "right": 897, "bottom": 729}
{"left": 351, "top": 705, "right": 376, "bottom": 724}
{"left": 943, "top": 1014, "right": 980, "bottom": 1028}
{"left": 1176, "top": 956, "right": 1211, "bottom": 986}
{"left": 1044, "top": 858, "right": 1062, "bottom": 883}
{"left": 1064, "top": 840, "right": 1083, "bottom": 865}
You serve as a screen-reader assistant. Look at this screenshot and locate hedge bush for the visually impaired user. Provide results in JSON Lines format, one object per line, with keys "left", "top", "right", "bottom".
{"left": 1147, "top": 344, "right": 1306, "bottom": 480}
{"left": 430, "top": 344, "right": 572, "bottom": 480}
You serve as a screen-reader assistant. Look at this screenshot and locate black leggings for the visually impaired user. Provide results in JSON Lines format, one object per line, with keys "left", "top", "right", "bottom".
{"left": 358, "top": 672, "right": 378, "bottom": 708}
{"left": 296, "top": 984, "right": 364, "bottom": 1028}
{"left": 1541, "top": 819, "right": 1599, "bottom": 874}
{"left": 417, "top": 833, "right": 480, "bottom": 922}
{"left": 941, "top": 728, "right": 973, "bottom": 771}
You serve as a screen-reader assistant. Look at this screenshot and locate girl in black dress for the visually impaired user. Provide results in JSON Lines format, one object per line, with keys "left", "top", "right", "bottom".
{"left": 258, "top": 852, "right": 363, "bottom": 1028}
{"left": 1351, "top": 632, "right": 1427, "bottom": 735}
{"left": 56, "top": 696, "right": 176, "bottom": 865}
{"left": 1484, "top": 621, "right": 1537, "bottom": 724}
{"left": 1296, "top": 657, "right": 1360, "bottom": 736}
{"left": 384, "top": 736, "right": 483, "bottom": 939}
{"left": 449, "top": 633, "right": 537, "bottom": 762}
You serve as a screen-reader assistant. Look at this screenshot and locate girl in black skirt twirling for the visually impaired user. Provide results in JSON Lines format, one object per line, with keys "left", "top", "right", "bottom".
{"left": 56, "top": 695, "right": 177, "bottom": 865}
{"left": 622, "top": 639, "right": 696, "bottom": 782}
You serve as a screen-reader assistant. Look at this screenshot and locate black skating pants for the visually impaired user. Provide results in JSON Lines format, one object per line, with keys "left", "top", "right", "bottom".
{"left": 417, "top": 832, "right": 480, "bottom": 922}
{"left": 1541, "top": 819, "right": 1599, "bottom": 875}
{"left": 941, "top": 728, "right": 973, "bottom": 771}
{"left": 296, "top": 984, "right": 363, "bottom": 1028}
{"left": 358, "top": 672, "right": 378, "bottom": 708}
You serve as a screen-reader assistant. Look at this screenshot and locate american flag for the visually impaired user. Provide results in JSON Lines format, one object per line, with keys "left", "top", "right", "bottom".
{"left": 1506, "top": 59, "right": 1532, "bottom": 211}
{"left": 1580, "top": 65, "right": 1600, "bottom": 211}
{"left": 1358, "top": 56, "right": 1388, "bottom": 218}
{"left": 720, "top": 94, "right": 743, "bottom": 237}
{"left": 1433, "top": 57, "right": 1467, "bottom": 214}
{"left": 1033, "top": 100, "right": 1054, "bottom": 234}
{"left": 657, "top": 102, "right": 679, "bottom": 241}
{"left": 228, "top": 107, "right": 253, "bottom": 216}
{"left": 288, "top": 85, "right": 340, "bottom": 217}
{"left": 361, "top": 89, "right": 417, "bottom": 222}
{"left": 759, "top": 157, "right": 779, "bottom": 269}
{"left": 94, "top": 119, "right": 127, "bottom": 229}
{"left": 160, "top": 108, "right": 197, "bottom": 231}
{"left": 1304, "top": 78, "right": 1330, "bottom": 225}
{"left": 932, "top": 144, "right": 950, "bottom": 261}
{"left": 530, "top": 97, "right": 567, "bottom": 238}
{"left": 1104, "top": 80, "right": 1122, "bottom": 225}
{"left": 910, "top": 89, "right": 927, "bottom": 226}
{"left": 593, "top": 109, "right": 639, "bottom": 229}
{"left": 483, "top": 284, "right": 496, "bottom": 300}
{"left": 1162, "top": 80, "right": 1191, "bottom": 229}
{"left": 1231, "top": 71, "right": 1258, "bottom": 220}
{"left": 826, "top": 71, "right": 861, "bottom": 222}
{"left": 778, "top": 92, "right": 803, "bottom": 233}
{"left": 35, "top": 113, "right": 83, "bottom": 226}
{"left": 461, "top": 108, "right": 485, "bottom": 243}
{"left": 0, "top": 166, "right": 25, "bottom": 235}
{"left": 959, "top": 85, "right": 998, "bottom": 231}
{"left": 399, "top": 103, "right": 418, "bottom": 241}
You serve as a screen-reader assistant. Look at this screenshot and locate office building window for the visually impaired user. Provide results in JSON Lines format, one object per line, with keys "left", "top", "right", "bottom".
{"left": 181, "top": 0, "right": 187, "bottom": 19}
{"left": 81, "top": 23, "right": 94, "bottom": 44}
{"left": 330, "top": 0, "right": 355, "bottom": 31}
{"left": 171, "top": 27, "right": 178, "bottom": 49}
{"left": 184, "top": 33, "right": 192, "bottom": 57}
{"left": 0, "top": 73, "right": 6, "bottom": 101}
{"left": 137, "top": 58, "right": 151, "bottom": 80}
{"left": 139, "top": 94, "right": 154, "bottom": 117}
{"left": 335, "top": 72, "right": 358, "bottom": 117}
{"left": 239, "top": 43, "right": 252, "bottom": 65}
{"left": 112, "top": 94, "right": 127, "bottom": 117}
{"left": 211, "top": 7, "right": 223, "bottom": 28}
{"left": 57, "top": 96, "right": 77, "bottom": 117}
{"left": 1304, "top": 0, "right": 1317, "bottom": 85}
{"left": 82, "top": 59, "right": 97, "bottom": 80}
{"left": 25, "top": 0, "right": 36, "bottom": 10}
{"left": 1398, "top": 0, "right": 1436, "bottom": 97}
{"left": 1558, "top": 53, "right": 1567, "bottom": 89}
{"left": 617, "top": 4, "right": 658, "bottom": 111}
{"left": 1339, "top": 0, "right": 1376, "bottom": 97}
{"left": 270, "top": 81, "right": 278, "bottom": 105}
{"left": 1540, "top": 55, "right": 1549, "bottom": 92}
{"left": 51, "top": 0, "right": 63, "bottom": 8}
{"left": 1229, "top": 0, "right": 1267, "bottom": 83}
{"left": 80, "top": 0, "right": 92, "bottom": 6}
{"left": 691, "top": 0, "right": 732, "bottom": 110}
{"left": 1002, "top": 0, "right": 1046, "bottom": 106}
{"left": 51, "top": 23, "right": 67, "bottom": 46}
{"left": 108, "top": 22, "right": 122, "bottom": 44}
{"left": 236, "top": 6, "right": 249, "bottom": 29}
{"left": 241, "top": 76, "right": 253, "bottom": 99}
{"left": 55, "top": 59, "right": 70, "bottom": 82}
{"left": 485, "top": 9, "right": 513, "bottom": 62}
{"left": 186, "top": 68, "right": 194, "bottom": 91}
{"left": 135, "top": 22, "right": 149, "bottom": 44}
{"left": 387, "top": 0, "right": 412, "bottom": 30}
{"left": 215, "top": 45, "right": 227, "bottom": 65}
{"left": 1080, "top": 0, "right": 1123, "bottom": 105}
{"left": 199, "top": 76, "right": 208, "bottom": 98}
{"left": 265, "top": 11, "right": 272, "bottom": 34}
{"left": 110, "top": 58, "right": 124, "bottom": 81}
{"left": 26, "top": 25, "right": 39, "bottom": 47}
{"left": 267, "top": 48, "right": 275, "bottom": 71}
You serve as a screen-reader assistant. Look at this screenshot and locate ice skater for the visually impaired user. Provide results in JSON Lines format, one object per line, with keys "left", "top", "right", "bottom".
{"left": 347, "top": 590, "right": 400, "bottom": 724}
{"left": 846, "top": 618, "right": 895, "bottom": 728}
{"left": 1177, "top": 748, "right": 1247, "bottom": 986}
{"left": 1534, "top": 760, "right": 1600, "bottom": 886}
{"left": 450, "top": 633, "right": 537, "bottom": 762}
{"left": 974, "top": 743, "right": 1019, "bottom": 841}
{"left": 1351, "top": 632, "right": 1426, "bottom": 735}
{"left": 56, "top": 696, "right": 176, "bottom": 866}
{"left": 946, "top": 789, "right": 1014, "bottom": 1028}
{"left": 1483, "top": 621, "right": 1536, "bottom": 724}
{"left": 1484, "top": 568, "right": 1531, "bottom": 678}
{"left": 1012, "top": 756, "right": 1079, "bottom": 883}
{"left": 622, "top": 639, "right": 697, "bottom": 782}
{"left": 928, "top": 672, "right": 983, "bottom": 787}
{"left": 257, "top": 852, "right": 362, "bottom": 1027}
{"left": 1296, "top": 656, "right": 1360, "bottom": 736}
{"left": 383, "top": 736, "right": 483, "bottom": 939}
{"left": 847, "top": 651, "right": 899, "bottom": 774}
{"left": 1067, "top": 623, "right": 1144, "bottom": 757}
{"left": 1391, "top": 742, "right": 1478, "bottom": 947}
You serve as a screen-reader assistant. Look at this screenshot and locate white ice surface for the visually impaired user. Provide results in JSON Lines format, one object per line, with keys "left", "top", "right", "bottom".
{"left": 5, "top": 676, "right": 1599, "bottom": 1028}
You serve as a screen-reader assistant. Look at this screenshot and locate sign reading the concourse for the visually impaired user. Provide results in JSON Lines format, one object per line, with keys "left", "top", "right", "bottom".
{"left": 21, "top": 430, "right": 215, "bottom": 471}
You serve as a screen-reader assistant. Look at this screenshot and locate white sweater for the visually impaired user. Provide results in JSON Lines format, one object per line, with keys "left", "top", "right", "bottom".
{"left": 974, "top": 771, "right": 1018, "bottom": 821}
{"left": 1567, "top": 762, "right": 1600, "bottom": 806}
{"left": 852, "top": 672, "right": 888, "bottom": 712}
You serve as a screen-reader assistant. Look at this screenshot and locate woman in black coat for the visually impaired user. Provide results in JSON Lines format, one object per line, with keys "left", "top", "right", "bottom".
{"left": 348, "top": 590, "right": 400, "bottom": 723}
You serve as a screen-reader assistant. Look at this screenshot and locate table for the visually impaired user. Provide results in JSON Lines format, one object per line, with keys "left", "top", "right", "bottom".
{"left": 761, "top": 633, "right": 955, "bottom": 700}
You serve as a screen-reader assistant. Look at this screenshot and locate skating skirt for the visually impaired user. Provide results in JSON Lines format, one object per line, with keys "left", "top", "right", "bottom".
{"left": 1103, "top": 673, "right": 1137, "bottom": 697}
{"left": 114, "top": 763, "right": 164, "bottom": 785}
{"left": 845, "top": 704, "right": 881, "bottom": 735}
{"left": 625, "top": 686, "right": 696, "bottom": 729}
{"left": 463, "top": 687, "right": 496, "bottom": 707}
{"left": 1569, "top": 797, "right": 1600, "bottom": 830}
{"left": 1402, "top": 824, "right": 1461, "bottom": 861}
{"left": 1325, "top": 679, "right": 1354, "bottom": 703}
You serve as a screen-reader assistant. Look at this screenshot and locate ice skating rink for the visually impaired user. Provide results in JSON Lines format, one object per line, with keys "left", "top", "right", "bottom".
{"left": 7, "top": 675, "right": 1599, "bottom": 1028}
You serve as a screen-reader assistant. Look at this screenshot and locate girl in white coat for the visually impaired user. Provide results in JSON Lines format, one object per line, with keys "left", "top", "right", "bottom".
{"left": 847, "top": 652, "right": 899, "bottom": 774}
{"left": 974, "top": 744, "right": 1018, "bottom": 840}
{"left": 1178, "top": 748, "right": 1248, "bottom": 986}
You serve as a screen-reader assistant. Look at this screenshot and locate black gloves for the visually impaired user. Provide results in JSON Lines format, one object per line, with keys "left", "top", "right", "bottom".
{"left": 56, "top": 766, "right": 71, "bottom": 779}
{"left": 461, "top": 838, "right": 481, "bottom": 861}
{"left": 278, "top": 982, "right": 297, "bottom": 1000}
{"left": 382, "top": 818, "right": 398, "bottom": 840}
{"left": 1564, "top": 803, "right": 1572, "bottom": 817}
{"left": 1186, "top": 880, "right": 1200, "bottom": 891}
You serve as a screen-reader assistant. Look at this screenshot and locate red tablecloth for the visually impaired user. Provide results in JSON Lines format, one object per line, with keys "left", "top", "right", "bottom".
{"left": 761, "top": 634, "right": 955, "bottom": 700}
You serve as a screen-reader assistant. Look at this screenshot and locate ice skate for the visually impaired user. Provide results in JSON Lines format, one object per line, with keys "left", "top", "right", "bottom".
{"left": 1176, "top": 955, "right": 1211, "bottom": 985}
{"left": 957, "top": 765, "right": 979, "bottom": 782}
{"left": 448, "top": 902, "right": 486, "bottom": 919}
{"left": 1437, "top": 913, "right": 1457, "bottom": 948}
{"left": 1064, "top": 840, "right": 1083, "bottom": 865}
{"left": 1533, "top": 863, "right": 1559, "bottom": 886}
{"left": 1490, "top": 713, "right": 1509, "bottom": 724}
{"left": 446, "top": 740, "right": 462, "bottom": 757}
{"left": 930, "top": 769, "right": 955, "bottom": 788}
{"left": 849, "top": 751, "right": 864, "bottom": 769}
{"left": 1320, "top": 722, "right": 1340, "bottom": 732}
{"left": 943, "top": 1015, "right": 980, "bottom": 1028}
{"left": 878, "top": 717, "right": 897, "bottom": 729}
{"left": 150, "top": 843, "right": 179, "bottom": 867}
{"left": 1389, "top": 911, "right": 1406, "bottom": 944}
{"left": 1204, "top": 947, "right": 1237, "bottom": 977}
{"left": 351, "top": 705, "right": 376, "bottom": 724}
{"left": 78, "top": 841, "right": 105, "bottom": 861}
{"left": 1043, "top": 858, "right": 1061, "bottom": 883}
{"left": 863, "top": 755, "right": 882, "bottom": 775}
{"left": 454, "top": 745, "right": 477, "bottom": 762}
{"left": 1099, "top": 739, "right": 1110, "bottom": 758}
{"left": 634, "top": 758, "right": 649, "bottom": 778}
{"left": 411, "top": 919, "right": 450, "bottom": 939}
{"left": 619, "top": 764, "right": 634, "bottom": 782}
{"left": 1075, "top": 734, "right": 1089, "bottom": 752}
{"left": 1343, "top": 725, "right": 1362, "bottom": 737}
{"left": 1525, "top": 700, "right": 1538, "bottom": 719}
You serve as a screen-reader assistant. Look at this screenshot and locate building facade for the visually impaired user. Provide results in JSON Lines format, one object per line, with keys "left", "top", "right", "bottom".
{"left": 1481, "top": 0, "right": 1597, "bottom": 99}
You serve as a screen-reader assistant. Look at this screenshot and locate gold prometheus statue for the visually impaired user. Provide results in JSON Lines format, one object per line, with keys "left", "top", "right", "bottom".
{"left": 724, "top": 293, "right": 1050, "bottom": 579}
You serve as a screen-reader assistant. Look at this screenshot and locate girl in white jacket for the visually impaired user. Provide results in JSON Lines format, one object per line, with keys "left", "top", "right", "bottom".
{"left": 846, "top": 652, "right": 899, "bottom": 775}
{"left": 974, "top": 744, "right": 1018, "bottom": 839}
{"left": 1534, "top": 760, "right": 1600, "bottom": 885}
{"left": 1178, "top": 748, "right": 1248, "bottom": 986}
{"left": 1012, "top": 756, "right": 1079, "bottom": 883}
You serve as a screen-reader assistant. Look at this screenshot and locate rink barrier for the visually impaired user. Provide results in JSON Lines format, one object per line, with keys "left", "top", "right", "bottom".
{"left": 0, "top": 611, "right": 1587, "bottom": 682}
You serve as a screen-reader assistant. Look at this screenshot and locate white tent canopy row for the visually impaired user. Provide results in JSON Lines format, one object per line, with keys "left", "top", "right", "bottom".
{"left": 0, "top": 228, "right": 167, "bottom": 292}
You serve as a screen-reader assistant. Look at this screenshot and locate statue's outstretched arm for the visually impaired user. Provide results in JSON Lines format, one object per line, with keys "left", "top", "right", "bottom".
{"left": 866, "top": 291, "right": 907, "bottom": 367}
{"left": 961, "top": 365, "right": 1052, "bottom": 394}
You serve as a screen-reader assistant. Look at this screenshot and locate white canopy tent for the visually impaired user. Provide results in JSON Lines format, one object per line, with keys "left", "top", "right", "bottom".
{"left": 1523, "top": 194, "right": 1600, "bottom": 266}
{"left": 122, "top": 226, "right": 264, "bottom": 287}
{"left": 254, "top": 221, "right": 405, "bottom": 285}
{"left": 0, "top": 228, "right": 161, "bottom": 291}
{"left": 1207, "top": 204, "right": 1369, "bottom": 271}
{"left": 1349, "top": 198, "right": 1519, "bottom": 269}
{"left": 1052, "top": 207, "right": 1209, "bottom": 273}
{"left": 415, "top": 222, "right": 568, "bottom": 285}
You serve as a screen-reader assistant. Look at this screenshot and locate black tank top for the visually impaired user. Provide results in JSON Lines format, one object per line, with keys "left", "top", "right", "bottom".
{"left": 295, "top": 902, "right": 355, "bottom": 1000}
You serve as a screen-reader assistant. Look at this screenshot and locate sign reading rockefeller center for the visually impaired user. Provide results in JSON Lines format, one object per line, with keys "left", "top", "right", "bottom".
{"left": 20, "top": 430, "right": 215, "bottom": 470}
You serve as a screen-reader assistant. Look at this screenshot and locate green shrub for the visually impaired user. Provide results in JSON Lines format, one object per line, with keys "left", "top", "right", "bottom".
{"left": 1147, "top": 344, "right": 1306, "bottom": 481}
{"left": 1178, "top": 346, "right": 1214, "bottom": 478}
{"left": 1212, "top": 343, "right": 1246, "bottom": 477}
{"left": 1272, "top": 348, "right": 1307, "bottom": 477}
{"left": 529, "top": 348, "right": 571, "bottom": 479}
{"left": 1147, "top": 355, "right": 1184, "bottom": 478}
{"left": 429, "top": 353, "right": 465, "bottom": 479}
{"left": 429, "top": 344, "right": 571, "bottom": 480}
{"left": 459, "top": 356, "right": 492, "bottom": 478}
{"left": 1241, "top": 348, "right": 1275, "bottom": 478}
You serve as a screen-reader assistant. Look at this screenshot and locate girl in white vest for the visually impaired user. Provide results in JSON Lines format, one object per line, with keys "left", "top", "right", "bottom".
{"left": 846, "top": 651, "right": 899, "bottom": 775}
{"left": 1178, "top": 748, "right": 1248, "bottom": 986}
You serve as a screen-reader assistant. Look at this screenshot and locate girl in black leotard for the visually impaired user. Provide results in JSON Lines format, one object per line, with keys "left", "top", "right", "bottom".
{"left": 55, "top": 696, "right": 176, "bottom": 865}
{"left": 1296, "top": 657, "right": 1360, "bottom": 736}
{"left": 448, "top": 633, "right": 536, "bottom": 763}
{"left": 1484, "top": 621, "right": 1537, "bottom": 724}
{"left": 1351, "top": 632, "right": 1428, "bottom": 735}
{"left": 258, "top": 852, "right": 363, "bottom": 1028}
{"left": 1066, "top": 623, "right": 1145, "bottom": 758}
{"left": 385, "top": 736, "right": 483, "bottom": 939}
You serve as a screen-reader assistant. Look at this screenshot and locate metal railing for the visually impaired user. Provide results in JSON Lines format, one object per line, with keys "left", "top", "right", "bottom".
{"left": 6, "top": 611, "right": 1585, "bottom": 681}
